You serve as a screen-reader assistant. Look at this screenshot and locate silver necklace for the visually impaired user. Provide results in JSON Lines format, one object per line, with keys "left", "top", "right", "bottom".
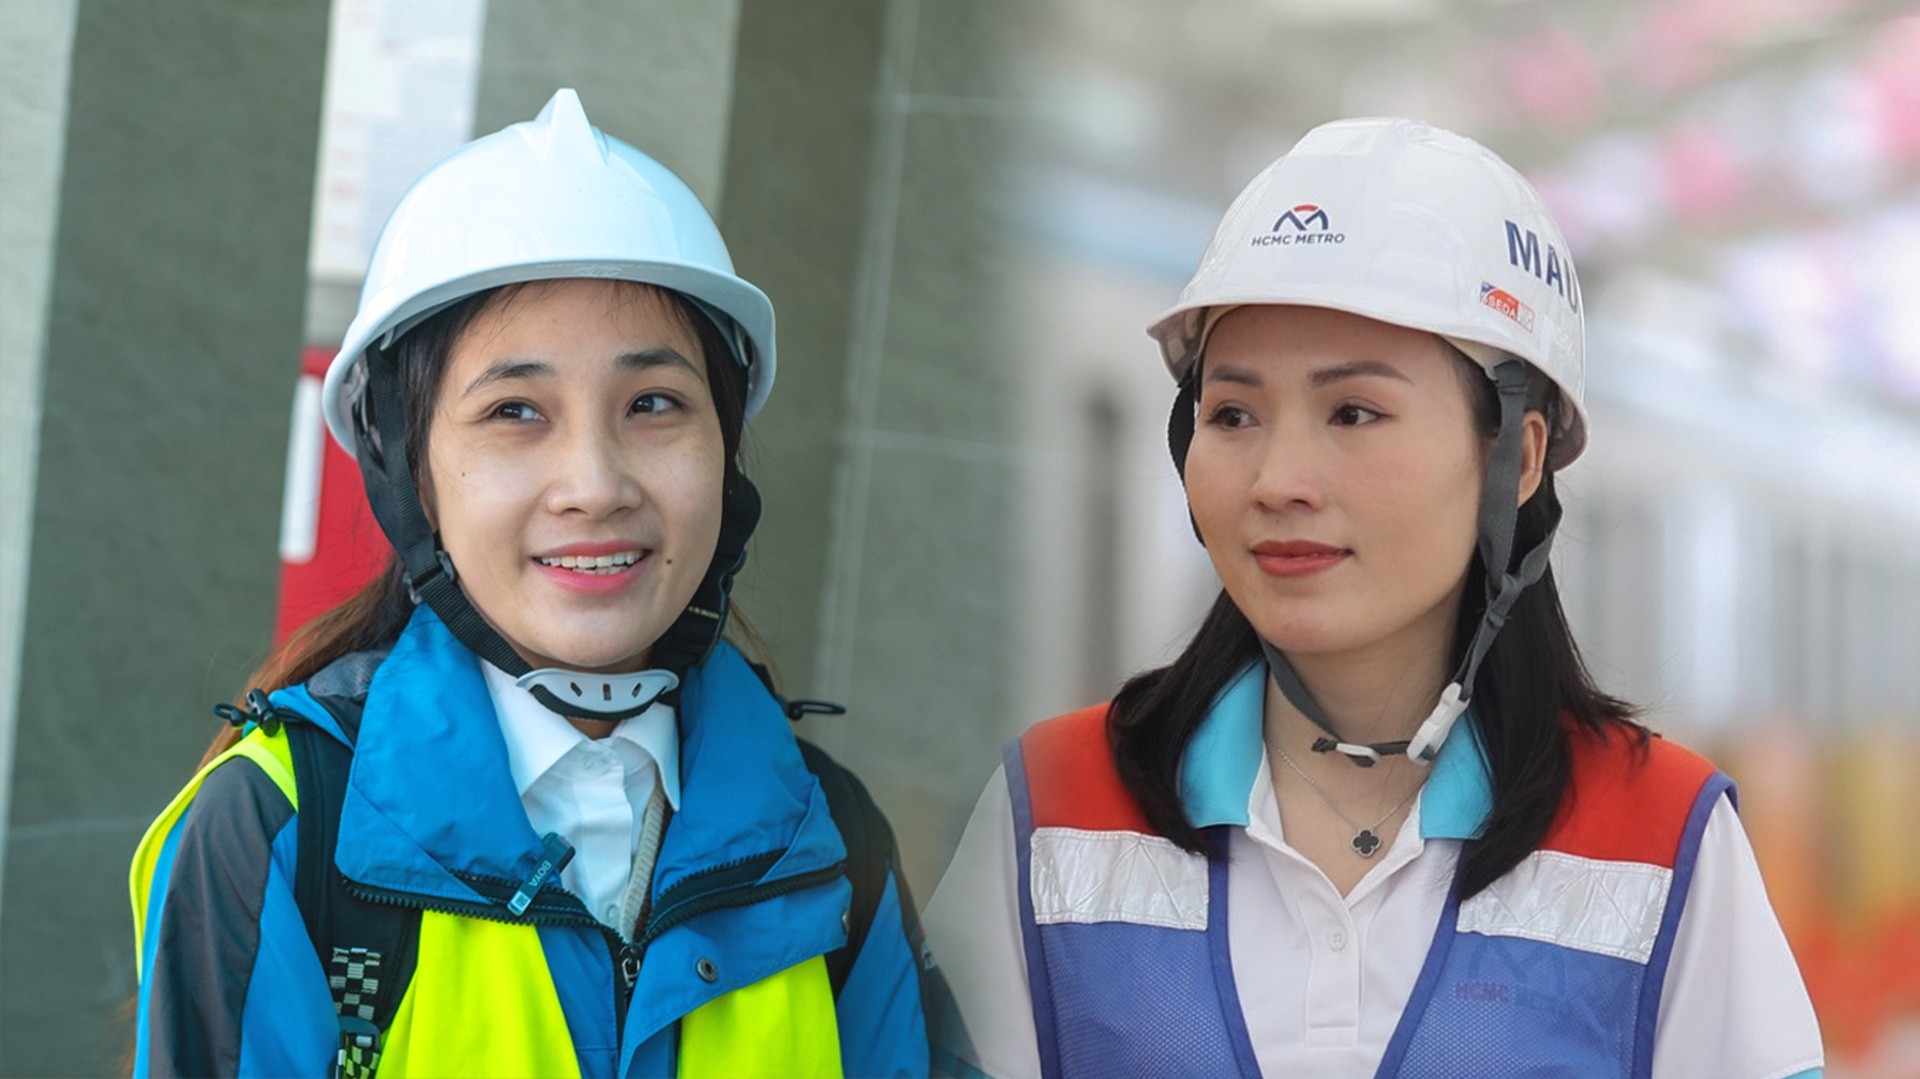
{"left": 1274, "top": 743, "right": 1422, "bottom": 858}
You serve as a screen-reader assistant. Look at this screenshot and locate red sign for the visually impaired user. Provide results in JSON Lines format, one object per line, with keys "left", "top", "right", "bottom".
{"left": 275, "top": 346, "right": 391, "bottom": 643}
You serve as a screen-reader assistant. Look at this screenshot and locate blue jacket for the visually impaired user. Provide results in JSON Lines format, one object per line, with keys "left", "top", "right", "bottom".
{"left": 131, "top": 606, "right": 931, "bottom": 1077}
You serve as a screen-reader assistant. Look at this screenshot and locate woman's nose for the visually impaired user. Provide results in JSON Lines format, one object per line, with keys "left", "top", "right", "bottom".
{"left": 1248, "top": 427, "right": 1328, "bottom": 513}
{"left": 546, "top": 425, "right": 643, "bottom": 518}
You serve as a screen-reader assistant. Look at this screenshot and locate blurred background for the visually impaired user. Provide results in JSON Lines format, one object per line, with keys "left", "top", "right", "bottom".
{"left": 5, "top": 0, "right": 1920, "bottom": 1072}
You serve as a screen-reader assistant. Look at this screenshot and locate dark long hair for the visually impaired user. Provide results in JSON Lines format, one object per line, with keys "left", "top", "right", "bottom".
{"left": 1109, "top": 356, "right": 1641, "bottom": 900}
{"left": 195, "top": 281, "right": 754, "bottom": 769}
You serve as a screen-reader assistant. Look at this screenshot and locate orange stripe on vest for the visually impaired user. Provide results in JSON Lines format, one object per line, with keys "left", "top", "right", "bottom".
{"left": 1020, "top": 705, "right": 1155, "bottom": 833}
{"left": 1022, "top": 705, "right": 1720, "bottom": 868}
{"left": 1543, "top": 727, "right": 1719, "bottom": 868}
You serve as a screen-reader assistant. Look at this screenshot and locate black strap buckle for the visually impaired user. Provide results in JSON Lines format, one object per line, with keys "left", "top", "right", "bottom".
{"left": 212, "top": 689, "right": 288, "bottom": 736}
{"left": 403, "top": 549, "right": 458, "bottom": 606}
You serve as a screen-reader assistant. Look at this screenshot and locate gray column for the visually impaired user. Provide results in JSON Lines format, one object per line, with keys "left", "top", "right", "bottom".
{"left": 0, "top": 2, "right": 329, "bottom": 1071}
{"left": 0, "top": 0, "right": 80, "bottom": 920}
{"left": 722, "top": 0, "right": 1028, "bottom": 893}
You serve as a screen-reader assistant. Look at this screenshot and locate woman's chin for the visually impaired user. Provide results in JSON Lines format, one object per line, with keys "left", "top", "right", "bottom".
{"left": 1240, "top": 612, "right": 1364, "bottom": 657}
{"left": 507, "top": 634, "right": 658, "bottom": 674}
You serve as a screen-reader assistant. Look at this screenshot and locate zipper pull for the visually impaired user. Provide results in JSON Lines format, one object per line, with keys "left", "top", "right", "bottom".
{"left": 508, "top": 833, "right": 575, "bottom": 917}
{"left": 620, "top": 947, "right": 641, "bottom": 990}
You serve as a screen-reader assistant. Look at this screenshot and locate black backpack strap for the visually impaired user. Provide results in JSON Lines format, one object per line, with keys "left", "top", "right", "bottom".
{"left": 795, "top": 740, "right": 894, "bottom": 996}
{"left": 285, "top": 720, "right": 420, "bottom": 1079}
{"left": 795, "top": 738, "right": 966, "bottom": 1068}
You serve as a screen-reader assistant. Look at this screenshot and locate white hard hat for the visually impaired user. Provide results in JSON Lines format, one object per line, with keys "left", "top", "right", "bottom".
{"left": 1148, "top": 117, "right": 1588, "bottom": 469}
{"left": 321, "top": 88, "right": 775, "bottom": 460}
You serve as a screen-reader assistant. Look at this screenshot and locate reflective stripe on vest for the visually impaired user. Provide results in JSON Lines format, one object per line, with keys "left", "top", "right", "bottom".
{"left": 1007, "top": 709, "right": 1727, "bottom": 1079}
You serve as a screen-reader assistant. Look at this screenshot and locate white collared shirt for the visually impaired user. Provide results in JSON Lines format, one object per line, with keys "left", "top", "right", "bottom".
{"left": 480, "top": 662, "right": 681, "bottom": 928}
{"left": 925, "top": 674, "right": 1824, "bottom": 1079}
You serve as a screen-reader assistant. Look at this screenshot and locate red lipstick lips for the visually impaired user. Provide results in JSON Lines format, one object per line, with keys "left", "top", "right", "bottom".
{"left": 1252, "top": 540, "right": 1351, "bottom": 578}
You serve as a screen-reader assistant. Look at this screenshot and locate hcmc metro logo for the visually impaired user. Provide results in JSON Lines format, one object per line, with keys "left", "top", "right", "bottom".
{"left": 1277, "top": 204, "right": 1330, "bottom": 231}
{"left": 1252, "top": 203, "right": 1346, "bottom": 247}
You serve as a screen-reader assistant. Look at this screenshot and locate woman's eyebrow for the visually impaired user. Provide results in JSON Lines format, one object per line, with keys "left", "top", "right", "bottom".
{"left": 1201, "top": 362, "right": 1262, "bottom": 387}
{"left": 462, "top": 359, "right": 553, "bottom": 396}
{"left": 461, "top": 347, "right": 700, "bottom": 397}
{"left": 617, "top": 346, "right": 700, "bottom": 376}
{"left": 1309, "top": 360, "right": 1413, "bottom": 388}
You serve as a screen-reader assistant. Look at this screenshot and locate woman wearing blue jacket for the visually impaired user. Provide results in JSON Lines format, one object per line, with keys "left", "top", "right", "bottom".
{"left": 130, "top": 89, "right": 934, "bottom": 1078}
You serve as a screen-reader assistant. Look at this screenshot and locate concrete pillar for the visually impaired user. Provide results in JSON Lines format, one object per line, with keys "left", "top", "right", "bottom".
{"left": 0, "top": 0, "right": 80, "bottom": 923}
{"left": 0, "top": 2, "right": 329, "bottom": 1071}
{"left": 722, "top": 0, "right": 1028, "bottom": 893}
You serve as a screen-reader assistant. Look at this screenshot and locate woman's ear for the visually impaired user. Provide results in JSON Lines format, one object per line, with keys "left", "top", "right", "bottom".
{"left": 1517, "top": 410, "right": 1549, "bottom": 506}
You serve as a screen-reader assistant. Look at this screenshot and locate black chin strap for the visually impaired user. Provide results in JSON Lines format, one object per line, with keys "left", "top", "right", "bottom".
{"left": 356, "top": 342, "right": 756, "bottom": 721}
{"left": 361, "top": 343, "right": 531, "bottom": 680}
{"left": 1167, "top": 359, "right": 1560, "bottom": 767}
{"left": 1258, "top": 638, "right": 1412, "bottom": 767}
{"left": 1169, "top": 377, "right": 1202, "bottom": 542}
{"left": 648, "top": 477, "right": 761, "bottom": 673}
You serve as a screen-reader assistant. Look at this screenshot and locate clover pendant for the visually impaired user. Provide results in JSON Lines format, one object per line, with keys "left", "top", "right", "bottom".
{"left": 1351, "top": 829, "right": 1382, "bottom": 858}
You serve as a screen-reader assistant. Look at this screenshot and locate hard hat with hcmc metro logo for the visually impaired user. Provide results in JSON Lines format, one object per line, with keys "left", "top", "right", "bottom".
{"left": 1150, "top": 117, "right": 1586, "bottom": 771}
{"left": 1148, "top": 116, "right": 1587, "bottom": 470}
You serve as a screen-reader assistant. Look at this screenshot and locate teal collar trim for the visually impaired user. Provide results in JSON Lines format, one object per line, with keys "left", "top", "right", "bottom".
{"left": 1173, "top": 661, "right": 1494, "bottom": 839}
{"left": 1419, "top": 714, "right": 1493, "bottom": 840}
{"left": 1178, "top": 664, "right": 1266, "bottom": 828}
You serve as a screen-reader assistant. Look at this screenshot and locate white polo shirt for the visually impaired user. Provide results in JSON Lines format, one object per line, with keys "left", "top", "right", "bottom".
{"left": 480, "top": 662, "right": 681, "bottom": 928}
{"left": 924, "top": 665, "right": 1825, "bottom": 1079}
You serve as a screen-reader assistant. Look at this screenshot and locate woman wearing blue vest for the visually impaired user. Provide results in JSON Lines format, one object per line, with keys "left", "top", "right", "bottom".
{"left": 925, "top": 119, "right": 1822, "bottom": 1078}
{"left": 129, "top": 90, "right": 935, "bottom": 1077}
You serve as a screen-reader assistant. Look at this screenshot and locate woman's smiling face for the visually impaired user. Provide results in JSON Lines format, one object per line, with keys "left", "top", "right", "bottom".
{"left": 1184, "top": 304, "right": 1495, "bottom": 663}
{"left": 423, "top": 279, "right": 728, "bottom": 674}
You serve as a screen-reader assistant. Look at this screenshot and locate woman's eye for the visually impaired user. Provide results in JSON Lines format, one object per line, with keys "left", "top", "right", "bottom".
{"left": 631, "top": 393, "right": 680, "bottom": 415}
{"left": 490, "top": 401, "right": 540, "bottom": 421}
{"left": 1331, "top": 403, "right": 1384, "bottom": 427}
{"left": 1206, "top": 404, "right": 1253, "bottom": 429}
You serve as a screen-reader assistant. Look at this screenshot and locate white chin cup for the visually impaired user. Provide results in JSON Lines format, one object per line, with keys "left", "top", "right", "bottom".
{"left": 1407, "top": 682, "right": 1469, "bottom": 765}
{"left": 516, "top": 668, "right": 680, "bottom": 717}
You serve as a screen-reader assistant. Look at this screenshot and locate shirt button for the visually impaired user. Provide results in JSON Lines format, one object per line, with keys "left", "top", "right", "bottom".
{"left": 604, "top": 903, "right": 621, "bottom": 924}
{"left": 1327, "top": 929, "right": 1348, "bottom": 951}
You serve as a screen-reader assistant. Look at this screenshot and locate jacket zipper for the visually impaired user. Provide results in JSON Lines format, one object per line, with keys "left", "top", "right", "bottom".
{"left": 608, "top": 857, "right": 848, "bottom": 1018}
{"left": 343, "top": 875, "right": 640, "bottom": 1039}
{"left": 637, "top": 860, "right": 846, "bottom": 950}
{"left": 343, "top": 857, "right": 848, "bottom": 1040}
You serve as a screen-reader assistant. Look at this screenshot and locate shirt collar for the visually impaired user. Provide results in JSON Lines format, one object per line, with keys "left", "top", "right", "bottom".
{"left": 480, "top": 661, "right": 683, "bottom": 811}
{"left": 1175, "top": 661, "right": 1492, "bottom": 840}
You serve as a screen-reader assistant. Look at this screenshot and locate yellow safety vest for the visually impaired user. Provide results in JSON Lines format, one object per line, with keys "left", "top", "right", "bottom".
{"left": 132, "top": 728, "right": 845, "bottom": 1078}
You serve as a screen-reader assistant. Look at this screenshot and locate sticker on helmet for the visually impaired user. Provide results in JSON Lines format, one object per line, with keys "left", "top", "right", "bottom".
{"left": 1252, "top": 204, "right": 1346, "bottom": 247}
{"left": 1479, "top": 282, "right": 1535, "bottom": 332}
